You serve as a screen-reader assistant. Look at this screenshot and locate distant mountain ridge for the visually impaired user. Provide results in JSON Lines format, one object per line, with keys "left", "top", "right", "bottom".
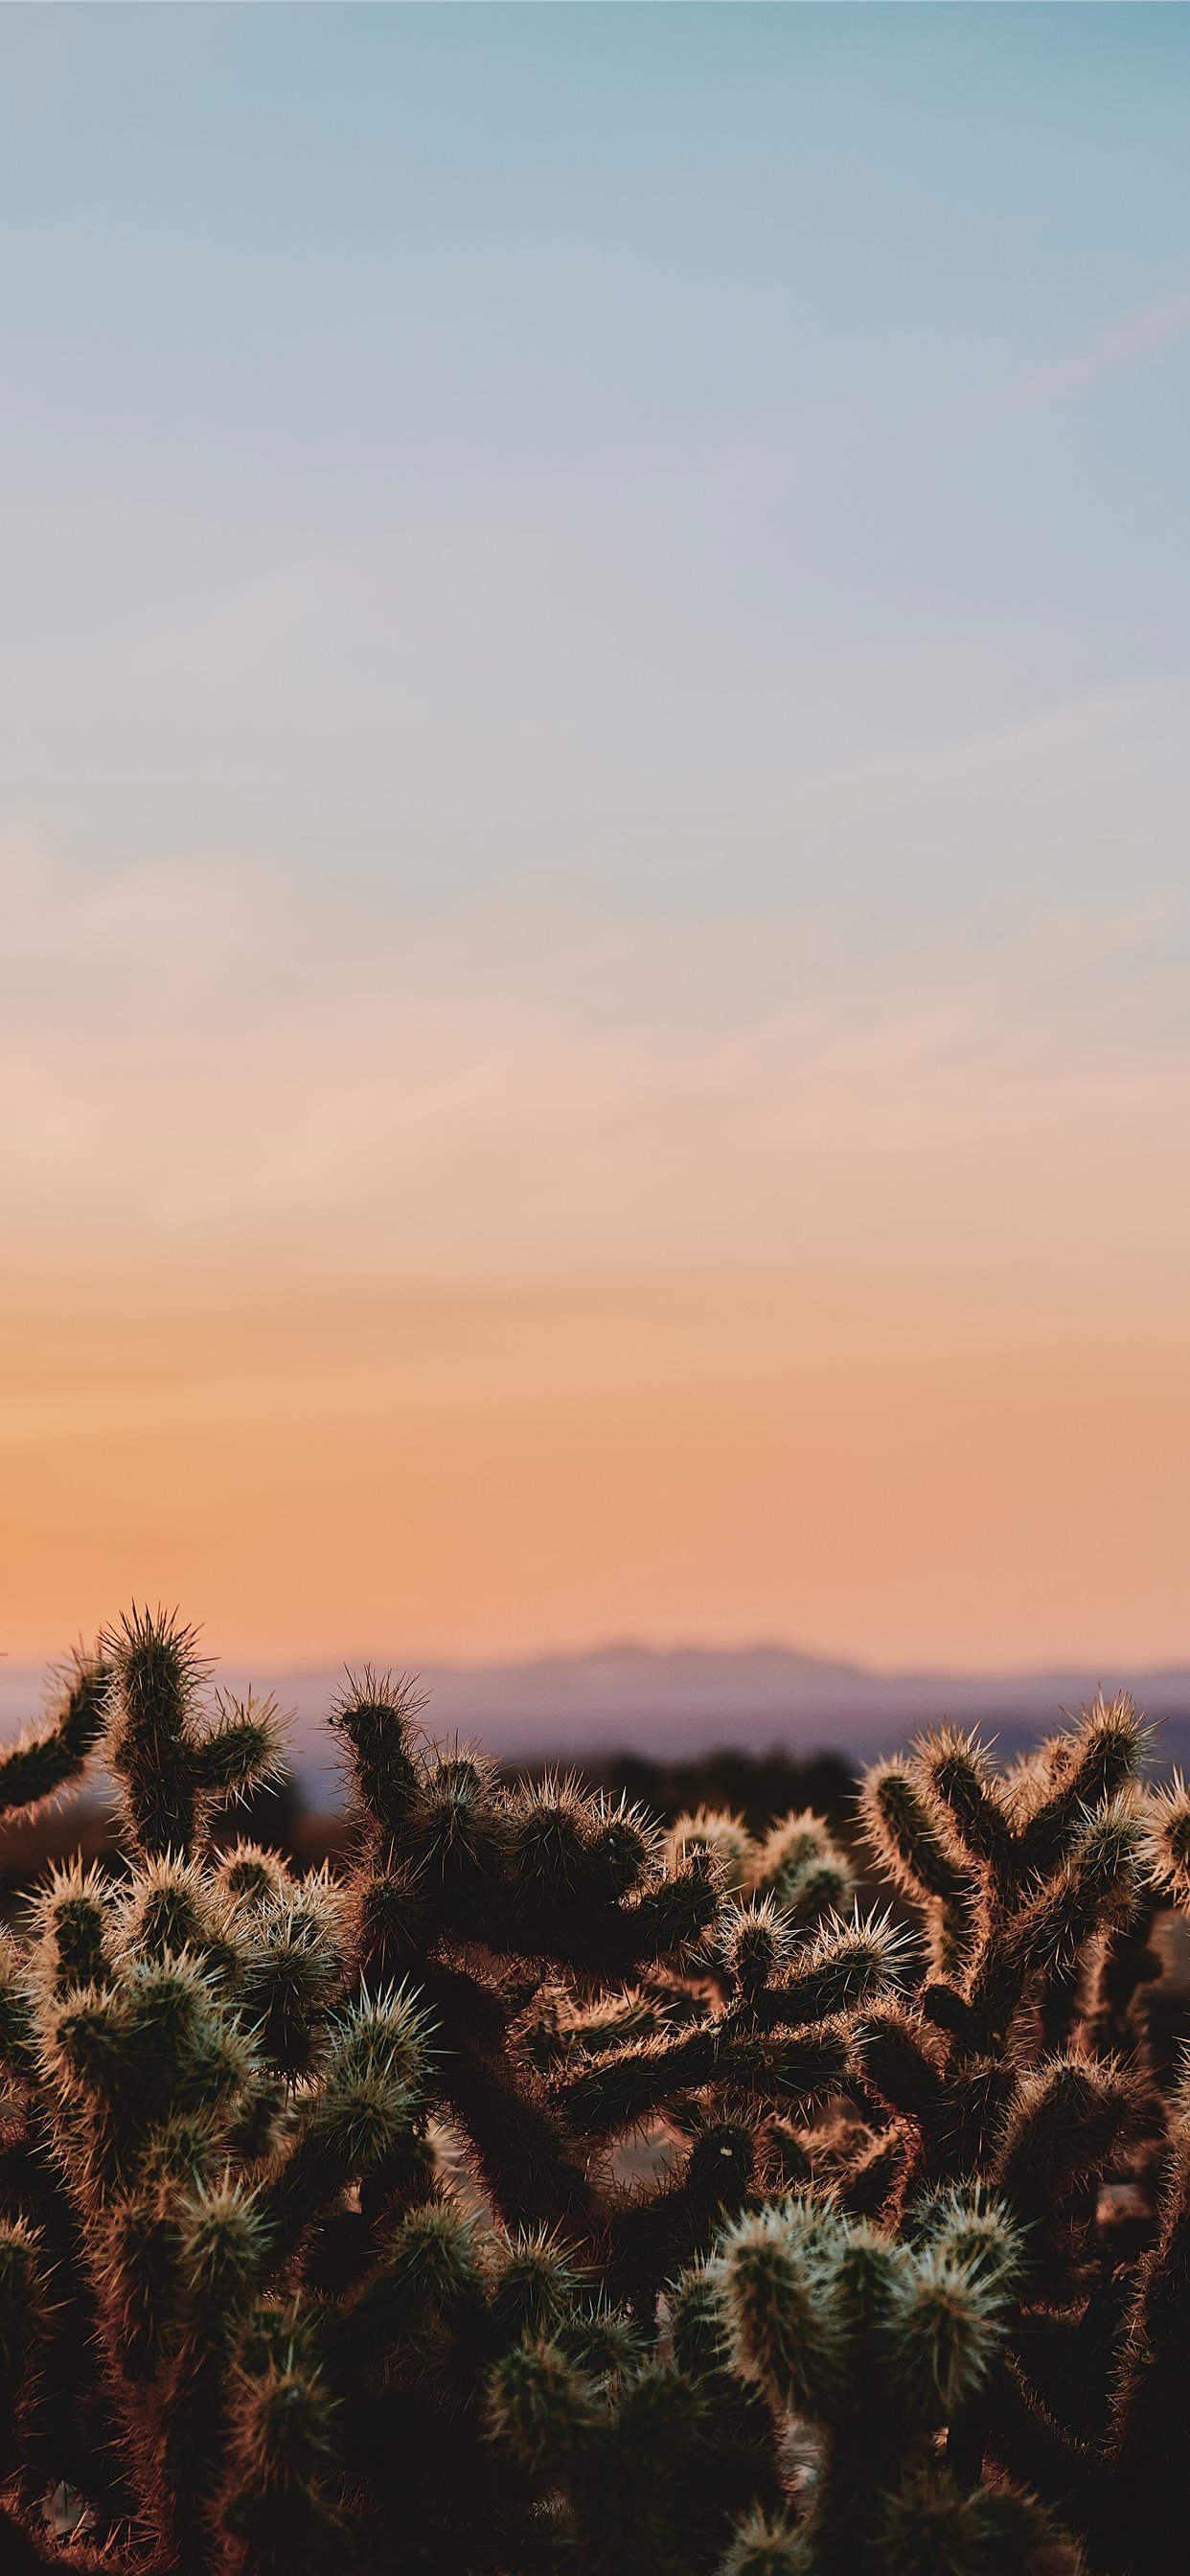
{"left": 5, "top": 1641, "right": 1190, "bottom": 1804}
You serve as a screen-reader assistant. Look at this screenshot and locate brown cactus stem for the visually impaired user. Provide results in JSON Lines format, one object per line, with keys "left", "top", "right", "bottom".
{"left": 422, "top": 1960, "right": 607, "bottom": 2244}
{"left": 1110, "top": 2126, "right": 1190, "bottom": 2562}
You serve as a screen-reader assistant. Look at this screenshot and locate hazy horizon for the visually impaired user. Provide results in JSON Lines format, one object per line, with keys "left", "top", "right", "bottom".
{"left": 3, "top": 7, "right": 1188, "bottom": 1670}
{"left": 7, "top": 1623, "right": 1190, "bottom": 1697}
{"left": 8, "top": 1625, "right": 1190, "bottom": 1786}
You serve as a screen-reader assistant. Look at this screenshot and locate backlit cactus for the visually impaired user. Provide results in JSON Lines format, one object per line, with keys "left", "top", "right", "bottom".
{"left": 0, "top": 1624, "right": 1186, "bottom": 2572}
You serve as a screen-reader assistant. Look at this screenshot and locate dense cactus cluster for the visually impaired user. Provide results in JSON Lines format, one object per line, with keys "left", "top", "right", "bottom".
{"left": 1, "top": 1613, "right": 1189, "bottom": 2572}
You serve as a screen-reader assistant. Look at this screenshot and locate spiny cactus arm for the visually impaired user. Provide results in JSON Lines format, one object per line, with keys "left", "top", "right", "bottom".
{"left": 112, "top": 1856, "right": 240, "bottom": 1991}
{"left": 915, "top": 1729, "right": 1019, "bottom": 1884}
{"left": 554, "top": 2019, "right": 851, "bottom": 2139}
{"left": 424, "top": 1963, "right": 604, "bottom": 2239}
{"left": 590, "top": 1786, "right": 665, "bottom": 1881}
{"left": 753, "top": 2020, "right": 855, "bottom": 2107}
{"left": 234, "top": 1885, "right": 350, "bottom": 2081}
{"left": 834, "top": 2118, "right": 914, "bottom": 2220}
{"left": 924, "top": 2056, "right": 1019, "bottom": 2189}
{"left": 0, "top": 2109, "right": 134, "bottom": 2537}
{"left": 189, "top": 1690, "right": 284, "bottom": 1799}
{"left": 0, "top": 2213, "right": 53, "bottom": 2479}
{"left": 1144, "top": 1768, "right": 1190, "bottom": 1906}
{"left": 537, "top": 1986, "right": 669, "bottom": 2067}
{"left": 344, "top": 1716, "right": 725, "bottom": 2194}
{"left": 499, "top": 1782, "right": 667, "bottom": 1966}
{"left": 328, "top": 1667, "right": 426, "bottom": 1843}
{"left": 883, "top": 2241, "right": 1010, "bottom": 2432}
{"left": 859, "top": 1757, "right": 973, "bottom": 1904}
{"left": 215, "top": 1841, "right": 295, "bottom": 1907}
{"left": 919, "top": 1977, "right": 978, "bottom": 2043}
{"left": 625, "top": 2326, "right": 790, "bottom": 2576}
{"left": 481, "top": 1868, "right": 702, "bottom": 1987}
{"left": 332, "top": 2196, "right": 487, "bottom": 2393}
{"left": 373, "top": 1749, "right": 513, "bottom": 1944}
{"left": 100, "top": 1609, "right": 285, "bottom": 1861}
{"left": 771, "top": 1856, "right": 856, "bottom": 1933}
{"left": 960, "top": 1930, "right": 1041, "bottom": 2060}
{"left": 219, "top": 2331, "right": 344, "bottom": 2576}
{"left": 100, "top": 1609, "right": 285, "bottom": 1862}
{"left": 849, "top": 2003, "right": 948, "bottom": 2124}
{"left": 0, "top": 1653, "right": 108, "bottom": 1820}
{"left": 0, "top": 1928, "right": 40, "bottom": 2080}
{"left": 1109, "top": 2113, "right": 1190, "bottom": 2543}
{"left": 27, "top": 1866, "right": 115, "bottom": 2007}
{"left": 556, "top": 2298, "right": 643, "bottom": 2389}
{"left": 1057, "top": 1796, "right": 1149, "bottom": 1930}
{"left": 668, "top": 1807, "right": 756, "bottom": 1895}
{"left": 732, "top": 1912, "right": 911, "bottom": 2034}
{"left": 711, "top": 2201, "right": 847, "bottom": 2419}
{"left": 482, "top": 2227, "right": 587, "bottom": 2354}
{"left": 132, "top": 2180, "right": 282, "bottom": 2574}
{"left": 486, "top": 2333, "right": 604, "bottom": 2482}
{"left": 667, "top": 2278, "right": 790, "bottom": 2545}
{"left": 263, "top": 1986, "right": 429, "bottom": 2252}
{"left": 907, "top": 2185, "right": 1023, "bottom": 2293}
{"left": 175, "top": 2176, "right": 273, "bottom": 2339}
{"left": 965, "top": 1799, "right": 1148, "bottom": 2054}
{"left": 873, "top": 2460, "right": 1087, "bottom": 2576}
{"left": 570, "top": 2356, "right": 758, "bottom": 2576}
{"left": 859, "top": 1756, "right": 987, "bottom": 1984}
{"left": 1017, "top": 1698, "right": 1146, "bottom": 1881}
{"left": 1078, "top": 1902, "right": 1163, "bottom": 2057}
{"left": 499, "top": 1779, "right": 611, "bottom": 1935}
{"left": 42, "top": 1955, "right": 259, "bottom": 2202}
{"left": 666, "top": 2263, "right": 741, "bottom": 2381}
{"left": 764, "top": 2118, "right": 814, "bottom": 2188}
{"left": 715, "top": 2512, "right": 813, "bottom": 2576}
{"left": 747, "top": 1811, "right": 856, "bottom": 1924}
{"left": 88, "top": 2179, "right": 189, "bottom": 2387}
{"left": 714, "top": 1899, "right": 794, "bottom": 2008}
{"left": 984, "top": 2355, "right": 1105, "bottom": 2536}
{"left": 991, "top": 2057, "right": 1156, "bottom": 2241}
{"left": 350, "top": 1859, "right": 426, "bottom": 1985}
{"left": 585, "top": 1852, "right": 722, "bottom": 1982}
{"left": 100, "top": 1608, "right": 209, "bottom": 1857}
{"left": 39, "top": 1978, "right": 133, "bottom": 2143}
{"left": 919, "top": 1891, "right": 984, "bottom": 1988}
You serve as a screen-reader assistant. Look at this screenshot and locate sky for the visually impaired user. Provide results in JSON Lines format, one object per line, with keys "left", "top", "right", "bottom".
{"left": 2, "top": 4, "right": 1189, "bottom": 1675}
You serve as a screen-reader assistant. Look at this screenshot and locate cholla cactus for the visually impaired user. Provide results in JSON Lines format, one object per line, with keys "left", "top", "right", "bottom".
{"left": 0, "top": 1650, "right": 110, "bottom": 1822}
{"left": 712, "top": 2189, "right": 1075, "bottom": 2576}
{"left": 0, "top": 1612, "right": 901, "bottom": 2572}
{"left": 0, "top": 1630, "right": 1184, "bottom": 2575}
{"left": 667, "top": 1807, "right": 856, "bottom": 1926}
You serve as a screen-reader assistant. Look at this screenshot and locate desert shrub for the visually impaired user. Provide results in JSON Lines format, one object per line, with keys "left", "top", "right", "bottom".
{"left": 0, "top": 1612, "right": 1185, "bottom": 2571}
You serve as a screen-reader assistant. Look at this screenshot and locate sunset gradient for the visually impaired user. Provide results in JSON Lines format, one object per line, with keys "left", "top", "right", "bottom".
{"left": 3, "top": 7, "right": 1188, "bottom": 1669}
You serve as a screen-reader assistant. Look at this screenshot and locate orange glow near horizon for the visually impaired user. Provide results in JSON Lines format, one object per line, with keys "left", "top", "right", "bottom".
{"left": 4, "top": 1269, "right": 1188, "bottom": 1675}
{"left": 5, "top": 863, "right": 1190, "bottom": 1677}
{"left": 6, "top": 856, "right": 1190, "bottom": 1675}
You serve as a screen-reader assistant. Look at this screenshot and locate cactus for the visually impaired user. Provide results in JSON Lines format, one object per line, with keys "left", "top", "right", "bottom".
{"left": 0, "top": 1625, "right": 1185, "bottom": 2573}
{"left": 711, "top": 2191, "right": 1075, "bottom": 2576}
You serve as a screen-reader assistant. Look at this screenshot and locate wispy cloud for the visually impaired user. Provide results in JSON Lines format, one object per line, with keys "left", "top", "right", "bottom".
{"left": 1012, "top": 287, "right": 1190, "bottom": 410}
{"left": 777, "top": 680, "right": 1161, "bottom": 834}
{"left": 3, "top": 824, "right": 1188, "bottom": 1325}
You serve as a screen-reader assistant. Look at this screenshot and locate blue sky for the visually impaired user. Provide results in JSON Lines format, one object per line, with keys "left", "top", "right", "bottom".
{"left": 2, "top": 6, "right": 1189, "bottom": 1668}
{"left": 5, "top": 6, "right": 1188, "bottom": 916}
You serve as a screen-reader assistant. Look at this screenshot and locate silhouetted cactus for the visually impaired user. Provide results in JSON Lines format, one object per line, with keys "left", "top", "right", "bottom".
{"left": 0, "top": 1625, "right": 1186, "bottom": 2571}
